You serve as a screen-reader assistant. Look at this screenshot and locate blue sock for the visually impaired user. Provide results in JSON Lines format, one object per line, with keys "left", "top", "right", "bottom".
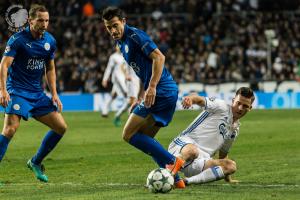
{"left": 0, "top": 134, "right": 10, "bottom": 162}
{"left": 129, "top": 133, "right": 175, "bottom": 166}
{"left": 152, "top": 156, "right": 164, "bottom": 168}
{"left": 31, "top": 130, "right": 63, "bottom": 165}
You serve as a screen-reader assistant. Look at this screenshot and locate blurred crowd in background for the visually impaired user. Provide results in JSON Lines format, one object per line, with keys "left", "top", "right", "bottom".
{"left": 0, "top": 0, "right": 300, "bottom": 93}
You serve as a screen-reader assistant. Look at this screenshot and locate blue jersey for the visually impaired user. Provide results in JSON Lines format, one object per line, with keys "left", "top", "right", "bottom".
{"left": 3, "top": 26, "right": 56, "bottom": 99}
{"left": 117, "top": 25, "right": 178, "bottom": 97}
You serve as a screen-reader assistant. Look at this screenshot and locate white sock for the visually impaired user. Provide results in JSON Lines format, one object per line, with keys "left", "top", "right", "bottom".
{"left": 186, "top": 166, "right": 224, "bottom": 184}
{"left": 115, "top": 102, "right": 130, "bottom": 118}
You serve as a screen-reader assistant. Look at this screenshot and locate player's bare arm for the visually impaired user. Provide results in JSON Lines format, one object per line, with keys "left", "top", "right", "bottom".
{"left": 144, "top": 48, "right": 165, "bottom": 107}
{"left": 182, "top": 94, "right": 206, "bottom": 109}
{"left": 0, "top": 56, "right": 14, "bottom": 107}
{"left": 46, "top": 59, "right": 63, "bottom": 112}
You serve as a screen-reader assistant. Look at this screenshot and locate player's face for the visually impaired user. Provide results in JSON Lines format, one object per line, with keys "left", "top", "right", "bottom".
{"left": 232, "top": 94, "right": 253, "bottom": 120}
{"left": 29, "top": 11, "right": 49, "bottom": 35}
{"left": 104, "top": 17, "right": 125, "bottom": 40}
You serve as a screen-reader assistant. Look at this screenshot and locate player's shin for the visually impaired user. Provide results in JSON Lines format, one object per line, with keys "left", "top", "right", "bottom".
{"left": 0, "top": 134, "right": 10, "bottom": 162}
{"left": 31, "top": 130, "right": 63, "bottom": 165}
{"left": 185, "top": 166, "right": 224, "bottom": 184}
{"left": 129, "top": 132, "right": 175, "bottom": 166}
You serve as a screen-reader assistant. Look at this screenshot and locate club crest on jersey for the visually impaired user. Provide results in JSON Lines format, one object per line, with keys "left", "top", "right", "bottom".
{"left": 13, "top": 104, "right": 20, "bottom": 110}
{"left": 44, "top": 42, "right": 50, "bottom": 51}
{"left": 125, "top": 44, "right": 129, "bottom": 53}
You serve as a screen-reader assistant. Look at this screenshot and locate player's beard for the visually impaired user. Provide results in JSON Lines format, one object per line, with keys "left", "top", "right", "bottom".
{"left": 112, "top": 33, "right": 120, "bottom": 40}
{"left": 38, "top": 27, "right": 46, "bottom": 34}
{"left": 33, "top": 25, "right": 46, "bottom": 35}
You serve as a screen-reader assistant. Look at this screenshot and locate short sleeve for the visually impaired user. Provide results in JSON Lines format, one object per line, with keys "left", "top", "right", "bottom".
{"left": 3, "top": 35, "right": 19, "bottom": 57}
{"left": 204, "top": 97, "right": 228, "bottom": 113}
{"left": 130, "top": 30, "right": 157, "bottom": 56}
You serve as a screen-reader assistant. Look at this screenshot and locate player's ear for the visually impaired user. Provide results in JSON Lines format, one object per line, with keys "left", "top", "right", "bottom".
{"left": 122, "top": 18, "right": 126, "bottom": 24}
{"left": 28, "top": 17, "right": 34, "bottom": 25}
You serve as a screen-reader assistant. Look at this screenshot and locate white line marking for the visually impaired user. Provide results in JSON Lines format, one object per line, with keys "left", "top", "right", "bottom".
{"left": 0, "top": 182, "right": 298, "bottom": 188}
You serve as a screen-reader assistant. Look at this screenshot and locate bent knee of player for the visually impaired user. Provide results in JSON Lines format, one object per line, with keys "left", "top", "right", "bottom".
{"left": 54, "top": 123, "right": 67, "bottom": 135}
{"left": 122, "top": 128, "right": 133, "bottom": 142}
{"left": 223, "top": 159, "right": 237, "bottom": 175}
{"left": 3, "top": 125, "right": 18, "bottom": 138}
{"left": 181, "top": 144, "right": 199, "bottom": 161}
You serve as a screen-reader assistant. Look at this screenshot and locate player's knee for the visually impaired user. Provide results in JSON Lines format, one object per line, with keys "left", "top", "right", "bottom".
{"left": 55, "top": 123, "right": 67, "bottom": 135}
{"left": 122, "top": 128, "right": 131, "bottom": 142}
{"left": 3, "top": 126, "right": 18, "bottom": 138}
{"left": 223, "top": 159, "right": 237, "bottom": 175}
{"left": 181, "top": 144, "right": 199, "bottom": 161}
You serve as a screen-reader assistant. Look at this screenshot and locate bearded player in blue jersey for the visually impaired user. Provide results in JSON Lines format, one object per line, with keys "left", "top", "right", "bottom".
{"left": 102, "top": 7, "right": 185, "bottom": 188}
{"left": 0, "top": 5, "right": 67, "bottom": 182}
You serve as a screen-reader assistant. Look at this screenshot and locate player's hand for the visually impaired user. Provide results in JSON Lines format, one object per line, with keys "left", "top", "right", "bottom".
{"left": 224, "top": 175, "right": 239, "bottom": 184}
{"left": 0, "top": 89, "right": 10, "bottom": 107}
{"left": 182, "top": 96, "right": 193, "bottom": 109}
{"left": 52, "top": 94, "right": 63, "bottom": 112}
{"left": 102, "top": 80, "right": 108, "bottom": 88}
{"left": 144, "top": 86, "right": 156, "bottom": 108}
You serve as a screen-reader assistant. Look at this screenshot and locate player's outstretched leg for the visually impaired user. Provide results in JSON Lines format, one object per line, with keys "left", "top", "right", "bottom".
{"left": 27, "top": 130, "right": 63, "bottom": 182}
{"left": 27, "top": 159, "right": 48, "bottom": 182}
{"left": 128, "top": 133, "right": 185, "bottom": 176}
{"left": 0, "top": 134, "right": 11, "bottom": 162}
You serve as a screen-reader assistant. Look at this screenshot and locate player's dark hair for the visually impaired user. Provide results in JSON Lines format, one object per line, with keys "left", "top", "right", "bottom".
{"left": 236, "top": 87, "right": 255, "bottom": 102}
{"left": 102, "top": 6, "right": 125, "bottom": 21}
{"left": 29, "top": 4, "right": 48, "bottom": 19}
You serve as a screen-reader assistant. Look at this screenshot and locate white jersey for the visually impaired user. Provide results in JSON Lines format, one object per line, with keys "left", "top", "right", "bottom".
{"left": 178, "top": 97, "right": 240, "bottom": 156}
{"left": 103, "top": 52, "right": 126, "bottom": 84}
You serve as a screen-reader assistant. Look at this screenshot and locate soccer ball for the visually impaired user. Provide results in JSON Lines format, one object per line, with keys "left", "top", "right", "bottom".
{"left": 146, "top": 168, "right": 174, "bottom": 193}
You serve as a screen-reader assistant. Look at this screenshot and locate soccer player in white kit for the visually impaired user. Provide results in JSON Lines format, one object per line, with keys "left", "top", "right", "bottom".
{"left": 102, "top": 46, "right": 139, "bottom": 126}
{"left": 168, "top": 87, "right": 255, "bottom": 185}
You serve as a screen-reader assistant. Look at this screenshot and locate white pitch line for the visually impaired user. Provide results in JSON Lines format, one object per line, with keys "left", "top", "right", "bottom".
{"left": 0, "top": 182, "right": 299, "bottom": 188}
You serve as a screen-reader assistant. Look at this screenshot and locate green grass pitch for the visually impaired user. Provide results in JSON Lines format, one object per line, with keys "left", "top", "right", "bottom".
{"left": 0, "top": 109, "right": 299, "bottom": 199}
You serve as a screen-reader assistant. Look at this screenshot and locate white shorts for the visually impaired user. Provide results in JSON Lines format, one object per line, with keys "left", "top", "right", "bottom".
{"left": 168, "top": 136, "right": 212, "bottom": 177}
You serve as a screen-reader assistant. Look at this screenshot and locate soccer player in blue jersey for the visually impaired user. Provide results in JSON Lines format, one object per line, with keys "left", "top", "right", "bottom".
{"left": 102, "top": 7, "right": 185, "bottom": 188}
{"left": 0, "top": 5, "right": 67, "bottom": 182}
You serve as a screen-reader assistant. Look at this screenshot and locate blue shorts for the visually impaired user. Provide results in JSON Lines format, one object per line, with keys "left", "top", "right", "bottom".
{"left": 5, "top": 94, "right": 57, "bottom": 120}
{"left": 132, "top": 91, "right": 178, "bottom": 127}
